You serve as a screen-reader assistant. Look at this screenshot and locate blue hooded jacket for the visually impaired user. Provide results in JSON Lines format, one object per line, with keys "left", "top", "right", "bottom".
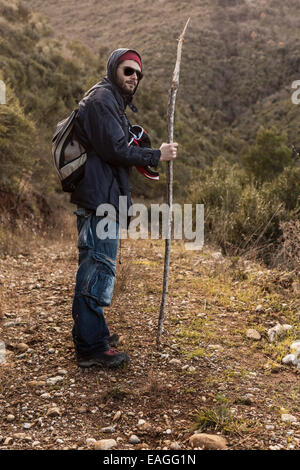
{"left": 70, "top": 48, "right": 161, "bottom": 220}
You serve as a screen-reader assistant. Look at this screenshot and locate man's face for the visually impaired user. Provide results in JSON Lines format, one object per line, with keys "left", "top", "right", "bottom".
{"left": 115, "top": 59, "right": 142, "bottom": 95}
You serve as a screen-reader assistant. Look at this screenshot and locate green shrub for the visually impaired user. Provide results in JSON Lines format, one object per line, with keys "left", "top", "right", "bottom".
{"left": 188, "top": 154, "right": 299, "bottom": 260}
{"left": 241, "top": 127, "right": 292, "bottom": 183}
{"left": 0, "top": 84, "right": 37, "bottom": 188}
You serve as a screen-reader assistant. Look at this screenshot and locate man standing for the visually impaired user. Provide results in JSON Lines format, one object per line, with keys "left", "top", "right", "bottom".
{"left": 71, "top": 48, "right": 177, "bottom": 368}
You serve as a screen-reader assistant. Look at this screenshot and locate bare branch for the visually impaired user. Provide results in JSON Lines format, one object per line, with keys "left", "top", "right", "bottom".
{"left": 156, "top": 18, "right": 190, "bottom": 351}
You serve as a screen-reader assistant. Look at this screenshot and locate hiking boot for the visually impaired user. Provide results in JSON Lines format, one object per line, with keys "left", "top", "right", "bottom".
{"left": 108, "top": 333, "right": 119, "bottom": 348}
{"left": 77, "top": 348, "right": 129, "bottom": 369}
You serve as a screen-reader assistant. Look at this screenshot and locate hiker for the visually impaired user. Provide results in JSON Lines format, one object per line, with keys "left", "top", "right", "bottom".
{"left": 70, "top": 48, "right": 178, "bottom": 368}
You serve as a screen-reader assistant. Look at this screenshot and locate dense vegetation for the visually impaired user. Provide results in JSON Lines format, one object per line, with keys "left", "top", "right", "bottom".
{"left": 0, "top": 0, "right": 299, "bottom": 267}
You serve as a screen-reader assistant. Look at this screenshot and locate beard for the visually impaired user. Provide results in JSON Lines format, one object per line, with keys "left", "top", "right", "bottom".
{"left": 115, "top": 75, "right": 137, "bottom": 96}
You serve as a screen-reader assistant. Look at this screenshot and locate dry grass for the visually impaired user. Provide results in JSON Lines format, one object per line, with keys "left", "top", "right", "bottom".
{"left": 271, "top": 218, "right": 300, "bottom": 271}
{"left": 0, "top": 210, "right": 77, "bottom": 257}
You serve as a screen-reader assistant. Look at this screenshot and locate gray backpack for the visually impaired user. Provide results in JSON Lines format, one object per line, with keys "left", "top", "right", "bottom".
{"left": 52, "top": 109, "right": 87, "bottom": 192}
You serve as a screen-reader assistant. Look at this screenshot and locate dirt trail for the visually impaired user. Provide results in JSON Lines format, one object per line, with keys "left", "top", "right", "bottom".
{"left": 0, "top": 238, "right": 299, "bottom": 450}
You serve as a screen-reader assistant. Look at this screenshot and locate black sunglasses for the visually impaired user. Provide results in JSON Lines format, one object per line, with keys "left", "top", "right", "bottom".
{"left": 122, "top": 66, "right": 143, "bottom": 81}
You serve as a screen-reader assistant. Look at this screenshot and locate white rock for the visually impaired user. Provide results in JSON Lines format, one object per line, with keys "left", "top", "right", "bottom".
{"left": 129, "top": 435, "right": 140, "bottom": 444}
{"left": 246, "top": 329, "right": 261, "bottom": 340}
{"left": 46, "top": 376, "right": 64, "bottom": 385}
{"left": 281, "top": 414, "right": 297, "bottom": 423}
{"left": 268, "top": 324, "right": 293, "bottom": 342}
{"left": 100, "top": 426, "right": 116, "bottom": 433}
{"left": 46, "top": 407, "right": 61, "bottom": 417}
{"left": 86, "top": 438, "right": 96, "bottom": 446}
{"left": 4, "top": 322, "right": 15, "bottom": 327}
{"left": 212, "top": 251, "right": 222, "bottom": 260}
{"left": 15, "top": 343, "right": 29, "bottom": 352}
{"left": 112, "top": 411, "right": 122, "bottom": 423}
{"left": 170, "top": 441, "right": 181, "bottom": 450}
{"left": 7, "top": 414, "right": 15, "bottom": 422}
{"left": 13, "top": 433, "right": 26, "bottom": 440}
{"left": 169, "top": 359, "right": 181, "bottom": 365}
{"left": 23, "top": 423, "right": 31, "bottom": 429}
{"left": 189, "top": 433, "right": 227, "bottom": 450}
{"left": 290, "top": 341, "right": 300, "bottom": 355}
{"left": 4, "top": 437, "right": 13, "bottom": 445}
{"left": 137, "top": 419, "right": 146, "bottom": 426}
{"left": 282, "top": 354, "right": 297, "bottom": 365}
{"left": 283, "top": 324, "right": 293, "bottom": 331}
{"left": 94, "top": 439, "right": 117, "bottom": 450}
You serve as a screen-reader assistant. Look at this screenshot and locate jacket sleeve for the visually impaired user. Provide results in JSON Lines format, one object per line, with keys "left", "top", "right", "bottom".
{"left": 81, "top": 98, "right": 161, "bottom": 168}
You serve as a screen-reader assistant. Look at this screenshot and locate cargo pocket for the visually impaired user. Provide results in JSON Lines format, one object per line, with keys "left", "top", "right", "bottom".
{"left": 83, "top": 252, "right": 116, "bottom": 306}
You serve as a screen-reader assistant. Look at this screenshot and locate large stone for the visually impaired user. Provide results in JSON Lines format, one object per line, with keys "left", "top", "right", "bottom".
{"left": 86, "top": 438, "right": 96, "bottom": 447}
{"left": 13, "top": 433, "right": 26, "bottom": 440}
{"left": 94, "top": 439, "right": 117, "bottom": 450}
{"left": 169, "top": 359, "right": 181, "bottom": 365}
{"left": 246, "top": 329, "right": 261, "bottom": 340}
{"left": 28, "top": 380, "right": 46, "bottom": 387}
{"left": 189, "top": 433, "right": 228, "bottom": 450}
{"left": 46, "top": 407, "right": 61, "bottom": 417}
{"left": 15, "top": 343, "right": 29, "bottom": 352}
{"left": 170, "top": 441, "right": 181, "bottom": 450}
{"left": 282, "top": 354, "right": 297, "bottom": 365}
{"left": 4, "top": 437, "right": 13, "bottom": 446}
{"left": 100, "top": 426, "right": 116, "bottom": 433}
{"left": 291, "top": 341, "right": 300, "bottom": 354}
{"left": 129, "top": 435, "right": 140, "bottom": 444}
{"left": 267, "top": 324, "right": 292, "bottom": 342}
{"left": 281, "top": 414, "right": 297, "bottom": 423}
{"left": 46, "top": 376, "right": 64, "bottom": 386}
{"left": 112, "top": 410, "right": 122, "bottom": 423}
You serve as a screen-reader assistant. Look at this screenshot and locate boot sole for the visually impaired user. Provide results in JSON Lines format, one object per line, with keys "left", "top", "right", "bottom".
{"left": 77, "top": 356, "right": 129, "bottom": 369}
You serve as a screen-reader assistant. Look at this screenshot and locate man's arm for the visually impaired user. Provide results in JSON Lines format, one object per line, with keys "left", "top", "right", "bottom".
{"left": 81, "top": 99, "right": 161, "bottom": 168}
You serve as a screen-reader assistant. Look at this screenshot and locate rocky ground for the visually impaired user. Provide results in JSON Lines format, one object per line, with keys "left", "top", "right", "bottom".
{"left": 0, "top": 237, "right": 299, "bottom": 450}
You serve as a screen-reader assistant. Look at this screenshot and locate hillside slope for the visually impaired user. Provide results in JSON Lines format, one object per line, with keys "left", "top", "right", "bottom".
{"left": 23, "top": 0, "right": 300, "bottom": 145}
{"left": 1, "top": 0, "right": 299, "bottom": 264}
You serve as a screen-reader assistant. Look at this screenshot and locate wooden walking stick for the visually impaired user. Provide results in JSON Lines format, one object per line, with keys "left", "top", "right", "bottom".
{"left": 156, "top": 18, "right": 190, "bottom": 351}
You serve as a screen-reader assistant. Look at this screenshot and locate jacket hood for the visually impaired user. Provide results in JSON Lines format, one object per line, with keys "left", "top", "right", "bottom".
{"left": 106, "top": 48, "right": 142, "bottom": 100}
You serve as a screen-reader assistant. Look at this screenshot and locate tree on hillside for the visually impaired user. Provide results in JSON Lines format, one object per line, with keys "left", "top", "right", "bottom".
{"left": 241, "top": 126, "right": 292, "bottom": 184}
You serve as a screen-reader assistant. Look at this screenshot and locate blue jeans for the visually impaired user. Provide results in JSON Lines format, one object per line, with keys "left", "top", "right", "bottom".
{"left": 72, "top": 207, "right": 119, "bottom": 358}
